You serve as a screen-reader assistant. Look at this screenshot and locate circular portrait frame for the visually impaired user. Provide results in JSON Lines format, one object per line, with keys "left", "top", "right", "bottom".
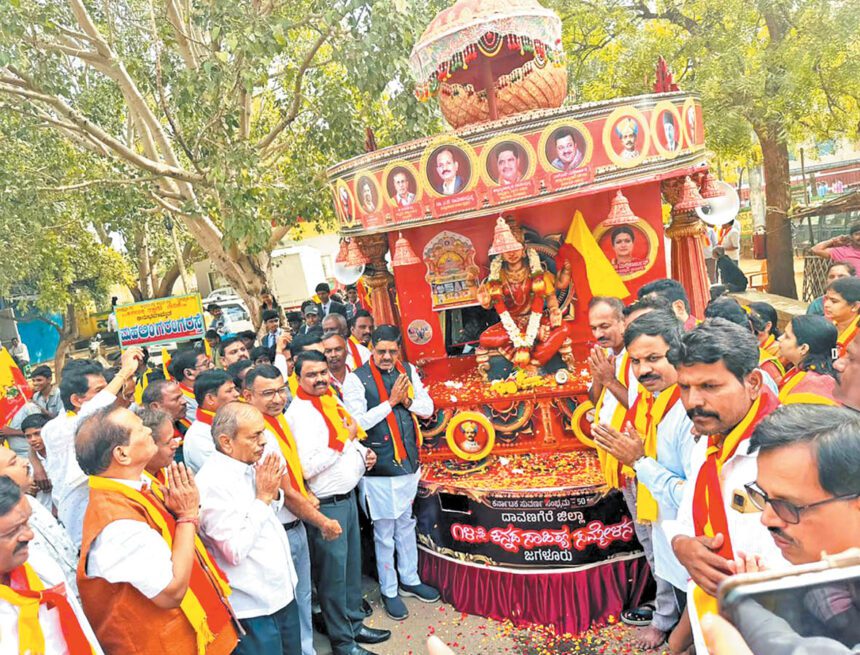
{"left": 570, "top": 400, "right": 597, "bottom": 449}
{"left": 650, "top": 100, "right": 683, "bottom": 158}
{"left": 354, "top": 170, "right": 384, "bottom": 215}
{"left": 538, "top": 118, "right": 594, "bottom": 173}
{"left": 333, "top": 179, "right": 357, "bottom": 227}
{"left": 593, "top": 217, "right": 660, "bottom": 281}
{"left": 479, "top": 133, "right": 537, "bottom": 187}
{"left": 445, "top": 410, "right": 495, "bottom": 461}
{"left": 603, "top": 106, "right": 651, "bottom": 169}
{"left": 681, "top": 97, "right": 699, "bottom": 150}
{"left": 420, "top": 136, "right": 479, "bottom": 200}
{"left": 382, "top": 160, "right": 423, "bottom": 209}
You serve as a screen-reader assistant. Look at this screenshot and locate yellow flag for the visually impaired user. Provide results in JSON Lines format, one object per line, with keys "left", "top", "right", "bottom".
{"left": 161, "top": 348, "right": 172, "bottom": 380}
{"left": 564, "top": 211, "right": 630, "bottom": 299}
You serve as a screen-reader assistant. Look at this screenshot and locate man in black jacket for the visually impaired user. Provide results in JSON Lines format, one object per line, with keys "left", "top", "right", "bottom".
{"left": 316, "top": 282, "right": 348, "bottom": 318}
{"left": 342, "top": 325, "right": 440, "bottom": 620}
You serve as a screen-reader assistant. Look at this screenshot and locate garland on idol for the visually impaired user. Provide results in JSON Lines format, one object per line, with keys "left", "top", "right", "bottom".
{"left": 487, "top": 248, "right": 545, "bottom": 364}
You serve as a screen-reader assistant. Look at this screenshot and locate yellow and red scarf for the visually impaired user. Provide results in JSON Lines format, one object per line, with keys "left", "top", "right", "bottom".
{"left": 0, "top": 562, "right": 97, "bottom": 655}
{"left": 346, "top": 339, "right": 363, "bottom": 372}
{"left": 89, "top": 476, "right": 232, "bottom": 655}
{"left": 179, "top": 382, "right": 195, "bottom": 405}
{"left": 263, "top": 413, "right": 308, "bottom": 497}
{"left": 624, "top": 384, "right": 681, "bottom": 523}
{"left": 690, "top": 389, "right": 779, "bottom": 622}
{"left": 368, "top": 359, "right": 421, "bottom": 464}
{"left": 715, "top": 223, "right": 732, "bottom": 246}
{"left": 295, "top": 387, "right": 364, "bottom": 453}
{"left": 758, "top": 348, "right": 786, "bottom": 378}
{"left": 837, "top": 315, "right": 860, "bottom": 356}
{"left": 594, "top": 350, "right": 633, "bottom": 488}
{"left": 194, "top": 407, "right": 214, "bottom": 425}
{"left": 778, "top": 368, "right": 837, "bottom": 406}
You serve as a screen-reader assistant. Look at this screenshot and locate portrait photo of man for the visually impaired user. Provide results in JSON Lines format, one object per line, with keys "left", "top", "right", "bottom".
{"left": 615, "top": 118, "right": 641, "bottom": 160}
{"left": 549, "top": 127, "right": 584, "bottom": 171}
{"left": 494, "top": 145, "right": 524, "bottom": 186}
{"left": 390, "top": 170, "right": 416, "bottom": 206}
{"left": 432, "top": 147, "right": 465, "bottom": 195}
{"left": 358, "top": 177, "right": 378, "bottom": 213}
{"left": 338, "top": 186, "right": 353, "bottom": 222}
{"left": 662, "top": 112, "right": 678, "bottom": 151}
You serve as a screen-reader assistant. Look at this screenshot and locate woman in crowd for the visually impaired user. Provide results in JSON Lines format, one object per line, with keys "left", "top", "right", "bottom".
{"left": 260, "top": 288, "right": 285, "bottom": 323}
{"left": 777, "top": 315, "right": 838, "bottom": 405}
{"left": 749, "top": 301, "right": 781, "bottom": 356}
{"left": 806, "top": 261, "right": 855, "bottom": 316}
{"left": 823, "top": 276, "right": 860, "bottom": 354}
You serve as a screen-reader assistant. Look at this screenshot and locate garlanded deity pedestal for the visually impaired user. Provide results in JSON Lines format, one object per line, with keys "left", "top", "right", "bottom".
{"left": 326, "top": 0, "right": 715, "bottom": 636}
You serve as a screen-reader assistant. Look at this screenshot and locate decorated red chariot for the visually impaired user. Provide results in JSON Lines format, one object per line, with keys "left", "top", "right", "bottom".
{"left": 327, "top": 0, "right": 715, "bottom": 634}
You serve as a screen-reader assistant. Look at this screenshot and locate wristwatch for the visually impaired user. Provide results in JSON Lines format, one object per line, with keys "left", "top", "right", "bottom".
{"left": 631, "top": 455, "right": 648, "bottom": 470}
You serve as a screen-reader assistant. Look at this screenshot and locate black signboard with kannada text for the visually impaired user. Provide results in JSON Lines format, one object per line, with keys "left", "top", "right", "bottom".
{"left": 416, "top": 486, "right": 641, "bottom": 569}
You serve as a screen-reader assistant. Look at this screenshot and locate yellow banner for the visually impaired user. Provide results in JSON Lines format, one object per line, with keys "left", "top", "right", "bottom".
{"left": 116, "top": 294, "right": 205, "bottom": 348}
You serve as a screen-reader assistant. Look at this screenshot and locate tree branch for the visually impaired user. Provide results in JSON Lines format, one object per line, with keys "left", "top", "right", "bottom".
{"left": 36, "top": 175, "right": 163, "bottom": 192}
{"left": 258, "top": 24, "right": 336, "bottom": 152}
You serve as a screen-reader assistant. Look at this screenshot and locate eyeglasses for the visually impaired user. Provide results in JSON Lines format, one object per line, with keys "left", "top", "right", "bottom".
{"left": 744, "top": 482, "right": 860, "bottom": 525}
{"left": 257, "top": 387, "right": 289, "bottom": 400}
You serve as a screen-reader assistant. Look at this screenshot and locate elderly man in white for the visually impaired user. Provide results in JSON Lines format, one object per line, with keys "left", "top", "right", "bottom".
{"left": 196, "top": 402, "right": 301, "bottom": 655}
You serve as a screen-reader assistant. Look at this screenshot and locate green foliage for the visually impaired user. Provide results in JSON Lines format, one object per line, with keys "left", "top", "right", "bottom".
{"left": 551, "top": 0, "right": 860, "bottom": 166}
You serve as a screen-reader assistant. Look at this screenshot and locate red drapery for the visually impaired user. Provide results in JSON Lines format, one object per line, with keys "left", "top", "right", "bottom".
{"left": 420, "top": 551, "right": 650, "bottom": 635}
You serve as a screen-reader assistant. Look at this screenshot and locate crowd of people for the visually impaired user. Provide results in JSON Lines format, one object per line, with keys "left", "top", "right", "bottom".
{"left": 586, "top": 276, "right": 860, "bottom": 654}
{"left": 1, "top": 266, "right": 860, "bottom": 655}
{"left": 0, "top": 283, "right": 440, "bottom": 655}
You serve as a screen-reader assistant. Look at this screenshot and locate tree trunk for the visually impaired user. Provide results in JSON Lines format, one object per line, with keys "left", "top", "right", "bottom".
{"left": 757, "top": 123, "right": 797, "bottom": 298}
{"left": 53, "top": 304, "right": 79, "bottom": 381}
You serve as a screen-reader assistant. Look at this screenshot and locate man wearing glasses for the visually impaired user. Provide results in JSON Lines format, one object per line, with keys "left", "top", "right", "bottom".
{"left": 244, "top": 364, "right": 343, "bottom": 655}
{"left": 662, "top": 319, "right": 788, "bottom": 654}
{"left": 714, "top": 404, "right": 860, "bottom": 653}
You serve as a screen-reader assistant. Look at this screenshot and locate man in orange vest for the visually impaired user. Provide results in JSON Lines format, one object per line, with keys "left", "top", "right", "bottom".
{"left": 75, "top": 405, "right": 238, "bottom": 655}
{"left": 0, "top": 475, "right": 104, "bottom": 653}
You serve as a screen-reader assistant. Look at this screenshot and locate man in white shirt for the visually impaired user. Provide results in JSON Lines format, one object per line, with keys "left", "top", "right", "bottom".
{"left": 392, "top": 172, "right": 415, "bottom": 206}
{"left": 349, "top": 310, "right": 374, "bottom": 348}
{"left": 342, "top": 326, "right": 439, "bottom": 621}
{"left": 197, "top": 402, "right": 301, "bottom": 655}
{"left": 662, "top": 319, "right": 786, "bottom": 654}
{"left": 9, "top": 338, "right": 29, "bottom": 369}
{"left": 0, "top": 446, "right": 79, "bottom": 599}
{"left": 182, "top": 369, "right": 240, "bottom": 474}
{"left": 286, "top": 351, "right": 389, "bottom": 655}
{"left": 42, "top": 348, "right": 142, "bottom": 547}
{"left": 29, "top": 365, "right": 63, "bottom": 419}
{"left": 594, "top": 311, "right": 696, "bottom": 649}
{"left": 324, "top": 314, "right": 370, "bottom": 370}
{"left": 713, "top": 220, "right": 741, "bottom": 263}
{"left": 168, "top": 349, "right": 214, "bottom": 422}
{"left": 75, "top": 404, "right": 238, "bottom": 653}
{"left": 21, "top": 414, "right": 53, "bottom": 509}
{"left": 244, "top": 364, "right": 343, "bottom": 655}
{"left": 0, "top": 476, "right": 103, "bottom": 654}
{"left": 587, "top": 296, "right": 631, "bottom": 425}
{"left": 140, "top": 378, "right": 191, "bottom": 442}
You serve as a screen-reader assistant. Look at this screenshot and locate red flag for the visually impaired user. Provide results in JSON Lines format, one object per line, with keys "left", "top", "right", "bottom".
{"left": 0, "top": 347, "right": 30, "bottom": 427}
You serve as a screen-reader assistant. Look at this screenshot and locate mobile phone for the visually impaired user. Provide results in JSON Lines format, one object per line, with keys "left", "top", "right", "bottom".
{"left": 718, "top": 549, "right": 860, "bottom": 649}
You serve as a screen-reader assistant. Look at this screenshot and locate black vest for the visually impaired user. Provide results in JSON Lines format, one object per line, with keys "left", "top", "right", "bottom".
{"left": 353, "top": 361, "right": 420, "bottom": 477}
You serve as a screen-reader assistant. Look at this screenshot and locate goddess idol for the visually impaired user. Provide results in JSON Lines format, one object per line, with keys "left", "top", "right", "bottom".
{"left": 476, "top": 217, "right": 576, "bottom": 375}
